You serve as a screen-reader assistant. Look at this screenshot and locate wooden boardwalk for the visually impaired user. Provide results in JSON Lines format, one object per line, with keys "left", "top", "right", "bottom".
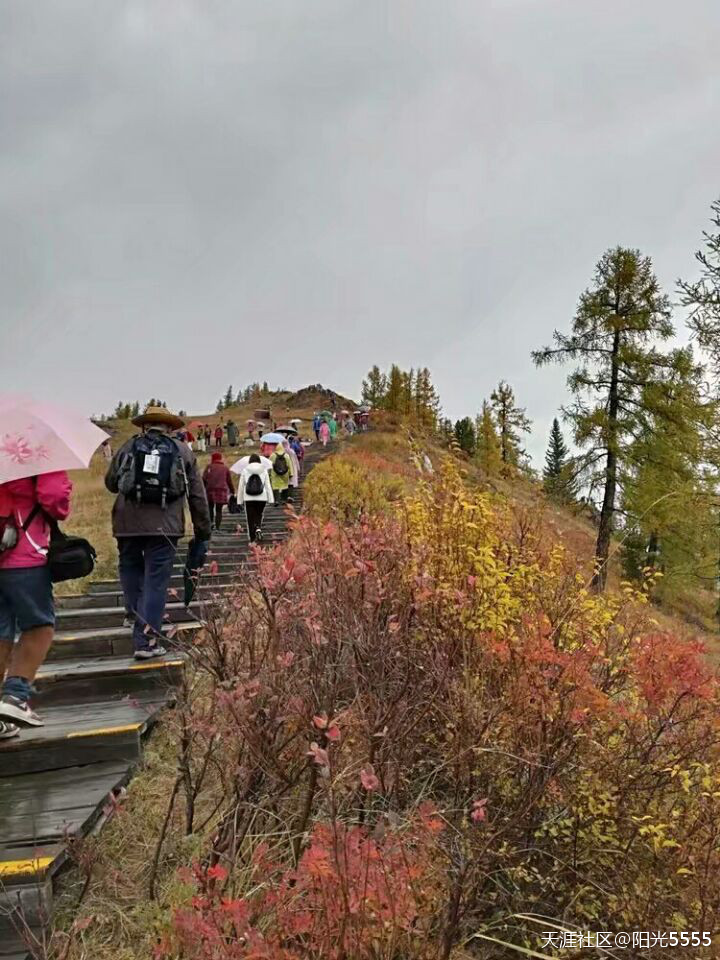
{"left": 0, "top": 446, "right": 326, "bottom": 958}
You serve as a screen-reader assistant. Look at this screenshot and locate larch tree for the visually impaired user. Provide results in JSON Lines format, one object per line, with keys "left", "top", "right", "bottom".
{"left": 679, "top": 198, "right": 720, "bottom": 378}
{"left": 414, "top": 368, "right": 441, "bottom": 428}
{"left": 620, "top": 353, "right": 718, "bottom": 593}
{"left": 475, "top": 402, "right": 502, "bottom": 477}
{"left": 384, "top": 365, "right": 404, "bottom": 413}
{"left": 400, "top": 369, "right": 415, "bottom": 416}
{"left": 533, "top": 246, "right": 675, "bottom": 590}
{"left": 362, "top": 365, "right": 388, "bottom": 407}
{"left": 489, "top": 381, "right": 531, "bottom": 474}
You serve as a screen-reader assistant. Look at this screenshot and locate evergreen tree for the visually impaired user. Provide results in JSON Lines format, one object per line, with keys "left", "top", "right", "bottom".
{"left": 533, "top": 246, "right": 676, "bottom": 590}
{"left": 454, "top": 417, "right": 476, "bottom": 455}
{"left": 223, "top": 385, "right": 234, "bottom": 409}
{"left": 475, "top": 402, "right": 502, "bottom": 476}
{"left": 543, "top": 418, "right": 577, "bottom": 502}
{"left": 262, "top": 381, "right": 269, "bottom": 394}
{"left": 679, "top": 198, "right": 720, "bottom": 379}
{"left": 131, "top": 401, "right": 140, "bottom": 417}
{"left": 490, "top": 381, "right": 531, "bottom": 474}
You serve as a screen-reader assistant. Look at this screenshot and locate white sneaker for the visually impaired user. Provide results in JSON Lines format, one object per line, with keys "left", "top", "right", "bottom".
{"left": 0, "top": 695, "right": 44, "bottom": 727}
{"left": 133, "top": 645, "right": 168, "bottom": 661}
{"left": 0, "top": 719, "right": 19, "bottom": 739}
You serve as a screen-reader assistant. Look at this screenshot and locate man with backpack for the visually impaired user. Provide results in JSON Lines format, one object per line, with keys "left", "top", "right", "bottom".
{"left": 105, "top": 405, "right": 210, "bottom": 659}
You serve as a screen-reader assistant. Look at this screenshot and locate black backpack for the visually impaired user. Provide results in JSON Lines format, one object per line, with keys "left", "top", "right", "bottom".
{"left": 245, "top": 472, "right": 264, "bottom": 496}
{"left": 118, "top": 434, "right": 186, "bottom": 507}
{"left": 272, "top": 453, "right": 288, "bottom": 477}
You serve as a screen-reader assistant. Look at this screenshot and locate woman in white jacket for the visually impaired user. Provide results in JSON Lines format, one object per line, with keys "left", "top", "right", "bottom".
{"left": 238, "top": 454, "right": 274, "bottom": 542}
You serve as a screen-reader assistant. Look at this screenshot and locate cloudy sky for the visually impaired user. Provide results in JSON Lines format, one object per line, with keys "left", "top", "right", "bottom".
{"left": 2, "top": 0, "right": 719, "bottom": 461}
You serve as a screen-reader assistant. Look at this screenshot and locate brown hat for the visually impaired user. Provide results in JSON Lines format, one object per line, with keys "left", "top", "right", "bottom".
{"left": 131, "top": 404, "right": 185, "bottom": 430}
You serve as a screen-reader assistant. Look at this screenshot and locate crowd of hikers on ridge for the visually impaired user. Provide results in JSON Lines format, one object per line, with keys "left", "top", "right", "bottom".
{"left": 0, "top": 401, "right": 369, "bottom": 739}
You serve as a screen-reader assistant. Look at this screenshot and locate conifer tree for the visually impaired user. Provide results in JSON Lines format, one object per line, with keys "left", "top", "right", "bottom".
{"left": 490, "top": 381, "right": 531, "bottom": 474}
{"left": 454, "top": 417, "right": 476, "bottom": 455}
{"left": 400, "top": 369, "right": 415, "bottom": 415}
{"left": 361, "top": 365, "right": 387, "bottom": 407}
{"left": 679, "top": 198, "right": 720, "bottom": 379}
{"left": 620, "top": 350, "right": 718, "bottom": 591}
{"left": 533, "top": 246, "right": 677, "bottom": 590}
{"left": 223, "top": 385, "right": 234, "bottom": 409}
{"left": 385, "top": 365, "right": 404, "bottom": 413}
{"left": 475, "top": 402, "right": 502, "bottom": 476}
{"left": 415, "top": 368, "right": 440, "bottom": 428}
{"left": 543, "top": 418, "right": 577, "bottom": 502}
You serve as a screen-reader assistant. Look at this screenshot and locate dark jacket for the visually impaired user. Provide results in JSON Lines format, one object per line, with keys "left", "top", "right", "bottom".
{"left": 105, "top": 429, "right": 211, "bottom": 540}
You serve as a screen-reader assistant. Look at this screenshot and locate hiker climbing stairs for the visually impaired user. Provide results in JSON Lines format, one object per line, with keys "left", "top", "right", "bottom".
{"left": 0, "top": 444, "right": 328, "bottom": 959}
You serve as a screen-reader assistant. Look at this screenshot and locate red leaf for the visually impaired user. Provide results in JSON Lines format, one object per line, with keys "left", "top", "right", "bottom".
{"left": 209, "top": 560, "right": 219, "bottom": 576}
{"left": 471, "top": 798, "right": 487, "bottom": 823}
{"left": 360, "top": 765, "right": 380, "bottom": 791}
{"left": 313, "top": 713, "right": 329, "bottom": 730}
{"left": 307, "top": 742, "right": 329, "bottom": 767}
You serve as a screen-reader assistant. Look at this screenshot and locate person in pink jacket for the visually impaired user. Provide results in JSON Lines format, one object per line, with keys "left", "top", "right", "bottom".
{"left": 0, "top": 471, "right": 72, "bottom": 733}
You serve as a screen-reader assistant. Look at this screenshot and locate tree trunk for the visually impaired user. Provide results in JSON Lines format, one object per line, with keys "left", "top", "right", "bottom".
{"left": 593, "top": 329, "right": 620, "bottom": 591}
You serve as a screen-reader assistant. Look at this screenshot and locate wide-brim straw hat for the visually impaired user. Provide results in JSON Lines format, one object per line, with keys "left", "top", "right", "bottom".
{"left": 132, "top": 404, "right": 185, "bottom": 429}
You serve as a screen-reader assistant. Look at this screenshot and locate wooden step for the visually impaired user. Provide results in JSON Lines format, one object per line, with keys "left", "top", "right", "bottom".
{"left": 55, "top": 600, "right": 204, "bottom": 633}
{"left": 47, "top": 619, "right": 200, "bottom": 661}
{"left": 0, "top": 693, "right": 170, "bottom": 776}
{"left": 0, "top": 760, "right": 131, "bottom": 844}
{"left": 34, "top": 654, "right": 186, "bottom": 705}
{"left": 57, "top": 578, "right": 239, "bottom": 610}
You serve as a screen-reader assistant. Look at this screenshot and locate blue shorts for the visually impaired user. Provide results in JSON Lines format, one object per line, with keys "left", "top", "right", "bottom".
{"left": 0, "top": 566, "right": 55, "bottom": 640}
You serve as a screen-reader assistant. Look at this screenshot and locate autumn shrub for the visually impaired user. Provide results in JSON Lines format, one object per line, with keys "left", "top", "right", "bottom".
{"left": 303, "top": 452, "right": 406, "bottom": 522}
{"left": 158, "top": 459, "right": 720, "bottom": 959}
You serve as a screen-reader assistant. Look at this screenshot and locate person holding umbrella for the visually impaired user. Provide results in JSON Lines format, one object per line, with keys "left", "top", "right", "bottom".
{"left": 0, "top": 396, "right": 107, "bottom": 731}
{"left": 105, "top": 404, "right": 210, "bottom": 659}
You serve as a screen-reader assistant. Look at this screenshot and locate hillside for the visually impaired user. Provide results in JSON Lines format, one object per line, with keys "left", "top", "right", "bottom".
{"left": 48, "top": 410, "right": 720, "bottom": 959}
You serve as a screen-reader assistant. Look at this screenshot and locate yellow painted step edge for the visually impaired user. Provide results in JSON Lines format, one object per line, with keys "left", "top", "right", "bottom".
{"left": 0, "top": 855, "right": 54, "bottom": 877}
{"left": 67, "top": 723, "right": 141, "bottom": 739}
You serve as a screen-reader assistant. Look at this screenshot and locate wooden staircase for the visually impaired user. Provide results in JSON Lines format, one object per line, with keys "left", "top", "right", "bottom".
{"left": 0, "top": 445, "right": 327, "bottom": 958}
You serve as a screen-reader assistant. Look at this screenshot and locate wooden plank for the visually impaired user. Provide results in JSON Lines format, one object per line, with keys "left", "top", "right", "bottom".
{"left": 0, "top": 762, "right": 130, "bottom": 845}
{"left": 47, "top": 619, "right": 200, "bottom": 661}
{"left": 0, "top": 696, "right": 167, "bottom": 775}
{"left": 34, "top": 656, "right": 185, "bottom": 706}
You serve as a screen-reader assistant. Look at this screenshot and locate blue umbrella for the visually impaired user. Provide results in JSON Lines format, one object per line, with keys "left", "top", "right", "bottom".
{"left": 260, "top": 432, "right": 285, "bottom": 445}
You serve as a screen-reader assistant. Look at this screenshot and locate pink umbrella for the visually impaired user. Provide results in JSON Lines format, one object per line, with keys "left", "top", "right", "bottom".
{"left": 0, "top": 394, "right": 109, "bottom": 483}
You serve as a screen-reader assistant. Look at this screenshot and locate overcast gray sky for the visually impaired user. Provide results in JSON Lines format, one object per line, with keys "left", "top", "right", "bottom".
{"left": 2, "top": 0, "right": 719, "bottom": 461}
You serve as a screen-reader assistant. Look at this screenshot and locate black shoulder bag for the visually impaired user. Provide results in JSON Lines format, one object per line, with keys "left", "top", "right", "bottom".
{"left": 23, "top": 506, "right": 97, "bottom": 583}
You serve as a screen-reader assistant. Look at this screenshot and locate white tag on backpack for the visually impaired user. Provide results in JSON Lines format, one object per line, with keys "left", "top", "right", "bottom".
{"left": 144, "top": 453, "right": 160, "bottom": 475}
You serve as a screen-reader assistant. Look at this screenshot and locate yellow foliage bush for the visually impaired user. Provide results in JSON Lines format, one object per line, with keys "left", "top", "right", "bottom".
{"left": 304, "top": 453, "right": 406, "bottom": 523}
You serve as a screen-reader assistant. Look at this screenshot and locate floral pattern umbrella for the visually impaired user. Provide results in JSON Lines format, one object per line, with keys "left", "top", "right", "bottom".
{"left": 0, "top": 394, "right": 109, "bottom": 483}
